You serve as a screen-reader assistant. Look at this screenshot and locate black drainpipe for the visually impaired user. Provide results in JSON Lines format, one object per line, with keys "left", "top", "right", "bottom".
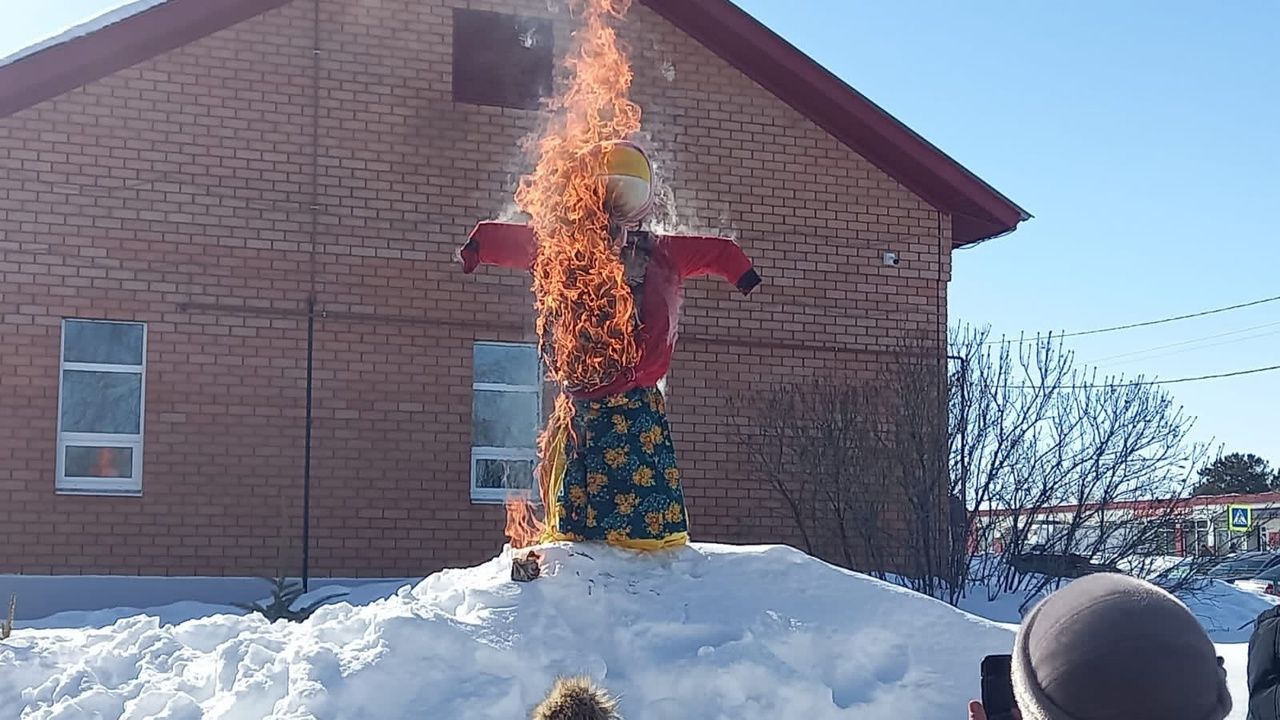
{"left": 302, "top": 0, "right": 321, "bottom": 592}
{"left": 302, "top": 295, "right": 316, "bottom": 591}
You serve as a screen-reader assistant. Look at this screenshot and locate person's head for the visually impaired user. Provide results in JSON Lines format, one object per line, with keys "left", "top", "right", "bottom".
{"left": 1012, "top": 573, "right": 1230, "bottom": 720}
{"left": 532, "top": 676, "right": 621, "bottom": 720}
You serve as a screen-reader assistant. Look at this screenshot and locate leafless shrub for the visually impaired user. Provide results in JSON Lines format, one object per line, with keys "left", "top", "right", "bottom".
{"left": 739, "top": 380, "right": 889, "bottom": 573}
{"left": 737, "top": 326, "right": 1205, "bottom": 609}
{"left": 952, "top": 327, "right": 1204, "bottom": 606}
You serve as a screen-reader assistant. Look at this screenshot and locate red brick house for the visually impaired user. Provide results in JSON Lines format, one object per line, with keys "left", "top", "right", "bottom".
{"left": 0, "top": 0, "right": 1025, "bottom": 577}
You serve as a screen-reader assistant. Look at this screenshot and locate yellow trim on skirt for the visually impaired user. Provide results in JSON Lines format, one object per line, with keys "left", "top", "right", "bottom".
{"left": 544, "top": 530, "right": 690, "bottom": 551}
{"left": 540, "top": 422, "right": 570, "bottom": 541}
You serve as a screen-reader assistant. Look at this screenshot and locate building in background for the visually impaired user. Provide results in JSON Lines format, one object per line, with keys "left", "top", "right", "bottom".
{"left": 975, "top": 492, "right": 1280, "bottom": 559}
{"left": 0, "top": 0, "right": 1024, "bottom": 576}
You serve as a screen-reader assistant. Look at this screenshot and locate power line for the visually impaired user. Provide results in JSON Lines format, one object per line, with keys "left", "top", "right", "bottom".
{"left": 1127, "top": 364, "right": 1280, "bottom": 386}
{"left": 1086, "top": 319, "right": 1280, "bottom": 364}
{"left": 1004, "top": 363, "right": 1280, "bottom": 390}
{"left": 1097, "top": 329, "right": 1280, "bottom": 368}
{"left": 986, "top": 293, "right": 1280, "bottom": 345}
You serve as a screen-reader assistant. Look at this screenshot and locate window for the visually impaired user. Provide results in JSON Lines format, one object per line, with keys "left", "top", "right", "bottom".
{"left": 471, "top": 342, "right": 541, "bottom": 503}
{"left": 56, "top": 319, "right": 146, "bottom": 494}
{"left": 452, "top": 9, "right": 554, "bottom": 110}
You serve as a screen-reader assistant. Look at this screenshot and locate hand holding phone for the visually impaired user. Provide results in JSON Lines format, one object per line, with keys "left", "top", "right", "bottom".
{"left": 981, "top": 654, "right": 1017, "bottom": 720}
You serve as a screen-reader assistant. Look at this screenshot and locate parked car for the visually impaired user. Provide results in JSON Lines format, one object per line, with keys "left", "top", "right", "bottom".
{"left": 1151, "top": 556, "right": 1221, "bottom": 589}
{"left": 1235, "top": 565, "right": 1280, "bottom": 597}
{"left": 1010, "top": 550, "right": 1118, "bottom": 579}
{"left": 1207, "top": 552, "right": 1280, "bottom": 582}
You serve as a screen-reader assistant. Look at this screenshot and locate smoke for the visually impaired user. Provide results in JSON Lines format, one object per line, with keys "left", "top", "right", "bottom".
{"left": 485, "top": 1, "right": 732, "bottom": 240}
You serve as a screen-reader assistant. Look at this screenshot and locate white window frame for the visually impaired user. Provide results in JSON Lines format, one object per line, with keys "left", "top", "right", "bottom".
{"left": 56, "top": 319, "right": 146, "bottom": 496}
{"left": 471, "top": 341, "right": 541, "bottom": 504}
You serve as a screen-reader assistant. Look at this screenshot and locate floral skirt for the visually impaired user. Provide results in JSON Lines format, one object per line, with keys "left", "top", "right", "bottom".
{"left": 544, "top": 386, "right": 689, "bottom": 550}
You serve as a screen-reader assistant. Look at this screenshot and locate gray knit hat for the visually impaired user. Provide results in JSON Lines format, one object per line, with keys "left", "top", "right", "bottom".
{"left": 1012, "top": 573, "right": 1231, "bottom": 720}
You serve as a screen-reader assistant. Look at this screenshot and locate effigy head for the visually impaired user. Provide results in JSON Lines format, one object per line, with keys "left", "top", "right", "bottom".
{"left": 601, "top": 140, "right": 654, "bottom": 229}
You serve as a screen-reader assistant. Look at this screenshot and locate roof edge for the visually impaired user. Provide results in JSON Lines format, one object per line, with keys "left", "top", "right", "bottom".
{"left": 640, "top": 0, "right": 1029, "bottom": 246}
{"left": 0, "top": 0, "right": 293, "bottom": 119}
{"left": 0, "top": 0, "right": 169, "bottom": 68}
{"left": 0, "top": 0, "right": 1027, "bottom": 246}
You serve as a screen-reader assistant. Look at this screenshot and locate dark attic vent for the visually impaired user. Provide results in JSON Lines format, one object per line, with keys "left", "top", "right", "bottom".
{"left": 453, "top": 9, "right": 554, "bottom": 111}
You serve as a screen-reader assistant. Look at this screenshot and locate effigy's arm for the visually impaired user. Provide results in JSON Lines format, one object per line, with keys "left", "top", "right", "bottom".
{"left": 665, "top": 234, "right": 762, "bottom": 295}
{"left": 457, "top": 222, "right": 537, "bottom": 273}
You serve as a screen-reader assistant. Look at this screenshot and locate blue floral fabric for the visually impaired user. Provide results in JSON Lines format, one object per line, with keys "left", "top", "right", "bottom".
{"left": 551, "top": 386, "right": 688, "bottom": 544}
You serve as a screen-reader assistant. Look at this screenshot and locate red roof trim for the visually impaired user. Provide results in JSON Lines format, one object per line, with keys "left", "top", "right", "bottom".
{"left": 0, "top": 0, "right": 292, "bottom": 119}
{"left": 0, "top": 0, "right": 1026, "bottom": 245}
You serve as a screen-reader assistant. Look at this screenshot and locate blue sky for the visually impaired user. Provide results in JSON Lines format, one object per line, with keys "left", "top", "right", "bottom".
{"left": 728, "top": 0, "right": 1280, "bottom": 464}
{"left": 4, "top": 1, "right": 1278, "bottom": 464}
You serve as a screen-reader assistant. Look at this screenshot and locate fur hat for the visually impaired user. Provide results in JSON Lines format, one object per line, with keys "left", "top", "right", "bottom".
{"left": 532, "top": 677, "right": 621, "bottom": 720}
{"left": 1012, "top": 573, "right": 1231, "bottom": 720}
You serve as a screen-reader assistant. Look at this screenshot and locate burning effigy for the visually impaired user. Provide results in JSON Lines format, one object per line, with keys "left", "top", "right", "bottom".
{"left": 458, "top": 0, "right": 759, "bottom": 553}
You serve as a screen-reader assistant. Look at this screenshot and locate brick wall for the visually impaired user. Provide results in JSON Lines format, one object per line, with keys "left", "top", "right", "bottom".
{"left": 0, "top": 0, "right": 950, "bottom": 576}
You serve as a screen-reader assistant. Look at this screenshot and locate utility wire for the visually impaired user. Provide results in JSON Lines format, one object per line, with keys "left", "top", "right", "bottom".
{"left": 1086, "top": 319, "right": 1280, "bottom": 364}
{"left": 1004, "top": 363, "right": 1280, "bottom": 390}
{"left": 1099, "top": 328, "right": 1280, "bottom": 369}
{"left": 1116, "top": 364, "right": 1280, "bottom": 386}
{"left": 986, "top": 293, "right": 1280, "bottom": 345}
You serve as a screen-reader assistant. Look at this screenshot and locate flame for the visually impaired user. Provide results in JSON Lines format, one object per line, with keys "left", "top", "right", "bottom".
{"left": 505, "top": 493, "right": 545, "bottom": 550}
{"left": 504, "top": 0, "right": 643, "bottom": 549}
{"left": 516, "top": 0, "right": 643, "bottom": 392}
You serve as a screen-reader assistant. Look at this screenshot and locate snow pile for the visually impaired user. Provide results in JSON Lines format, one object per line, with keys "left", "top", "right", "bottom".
{"left": 1180, "top": 579, "right": 1279, "bottom": 642}
{"left": 956, "top": 587, "right": 1041, "bottom": 627}
{"left": 1220, "top": 643, "right": 1251, "bottom": 720}
{"left": 0, "top": 543, "right": 1014, "bottom": 719}
{"left": 958, "top": 575, "right": 1276, "bottom": 643}
{"left": 0, "top": 575, "right": 409, "bottom": 631}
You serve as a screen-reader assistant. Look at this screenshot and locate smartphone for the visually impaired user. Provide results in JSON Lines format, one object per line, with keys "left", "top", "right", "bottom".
{"left": 981, "top": 654, "right": 1016, "bottom": 720}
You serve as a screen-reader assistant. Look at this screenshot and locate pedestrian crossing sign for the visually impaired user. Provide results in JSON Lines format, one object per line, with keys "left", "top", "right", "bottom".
{"left": 1229, "top": 505, "right": 1253, "bottom": 533}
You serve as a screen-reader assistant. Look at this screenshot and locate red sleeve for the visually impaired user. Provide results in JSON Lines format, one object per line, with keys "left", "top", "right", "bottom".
{"left": 664, "top": 234, "right": 762, "bottom": 295}
{"left": 458, "top": 222, "right": 537, "bottom": 273}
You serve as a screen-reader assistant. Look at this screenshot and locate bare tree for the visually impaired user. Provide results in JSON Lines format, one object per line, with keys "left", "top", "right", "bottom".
{"left": 868, "top": 349, "right": 952, "bottom": 598}
{"left": 954, "top": 328, "right": 1204, "bottom": 606}
{"left": 738, "top": 326, "right": 1205, "bottom": 610}
{"left": 738, "top": 381, "right": 891, "bottom": 575}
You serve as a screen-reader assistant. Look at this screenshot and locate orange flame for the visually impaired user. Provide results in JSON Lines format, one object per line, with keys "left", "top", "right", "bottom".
{"left": 504, "top": 0, "right": 643, "bottom": 549}
{"left": 505, "top": 493, "right": 545, "bottom": 550}
{"left": 516, "top": 0, "right": 643, "bottom": 392}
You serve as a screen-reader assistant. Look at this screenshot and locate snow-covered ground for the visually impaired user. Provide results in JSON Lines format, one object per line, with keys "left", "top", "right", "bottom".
{"left": 1, "top": 544, "right": 1013, "bottom": 719}
{"left": 0, "top": 545, "right": 1273, "bottom": 719}
{"left": 958, "top": 576, "right": 1276, "bottom": 643}
{"left": 0, "top": 575, "right": 410, "bottom": 630}
{"left": 1181, "top": 579, "right": 1279, "bottom": 643}
{"left": 1221, "top": 643, "right": 1251, "bottom": 720}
